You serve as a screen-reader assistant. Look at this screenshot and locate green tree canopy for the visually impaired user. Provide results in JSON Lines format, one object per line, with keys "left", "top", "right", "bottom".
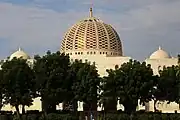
{"left": 155, "top": 65, "right": 180, "bottom": 104}
{"left": 0, "top": 58, "right": 35, "bottom": 118}
{"left": 100, "top": 68, "right": 118, "bottom": 112}
{"left": 33, "top": 51, "right": 71, "bottom": 113}
{"left": 70, "top": 60, "right": 101, "bottom": 111}
{"left": 0, "top": 66, "right": 3, "bottom": 110}
{"left": 102, "top": 59, "right": 156, "bottom": 113}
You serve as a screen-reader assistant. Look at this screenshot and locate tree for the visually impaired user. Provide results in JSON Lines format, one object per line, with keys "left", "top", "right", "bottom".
{"left": 100, "top": 68, "right": 118, "bottom": 112}
{"left": 154, "top": 65, "right": 180, "bottom": 107}
{"left": 70, "top": 60, "right": 100, "bottom": 112}
{"left": 33, "top": 51, "right": 71, "bottom": 113}
{"left": 0, "top": 58, "right": 35, "bottom": 119}
{"left": 0, "top": 69, "right": 3, "bottom": 110}
{"left": 64, "top": 59, "right": 84, "bottom": 112}
{"left": 102, "top": 59, "right": 156, "bottom": 113}
{"left": 152, "top": 55, "right": 180, "bottom": 111}
{"left": 178, "top": 54, "right": 180, "bottom": 65}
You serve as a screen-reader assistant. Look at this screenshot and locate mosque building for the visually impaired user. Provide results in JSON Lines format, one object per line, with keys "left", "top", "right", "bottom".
{"left": 145, "top": 47, "right": 179, "bottom": 113}
{"left": 0, "top": 8, "right": 179, "bottom": 113}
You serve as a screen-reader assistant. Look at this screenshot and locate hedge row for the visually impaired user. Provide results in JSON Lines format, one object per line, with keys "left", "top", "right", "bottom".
{"left": 1, "top": 113, "right": 180, "bottom": 120}
{"left": 99, "top": 113, "right": 180, "bottom": 120}
{"left": 0, "top": 113, "right": 78, "bottom": 120}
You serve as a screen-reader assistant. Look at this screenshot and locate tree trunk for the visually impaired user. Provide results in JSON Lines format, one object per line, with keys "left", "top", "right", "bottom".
{"left": 83, "top": 102, "right": 97, "bottom": 120}
{"left": 83, "top": 101, "right": 97, "bottom": 111}
{"left": 123, "top": 102, "right": 137, "bottom": 114}
{"left": 73, "top": 100, "right": 78, "bottom": 112}
{"left": 42, "top": 98, "right": 48, "bottom": 113}
{"left": 47, "top": 102, "right": 56, "bottom": 113}
{"left": 42, "top": 96, "right": 56, "bottom": 113}
{"left": 83, "top": 102, "right": 90, "bottom": 111}
{"left": 154, "top": 100, "right": 158, "bottom": 112}
{"left": 62, "top": 101, "right": 77, "bottom": 112}
{"left": 22, "top": 105, "right": 25, "bottom": 114}
{"left": 104, "top": 99, "right": 117, "bottom": 112}
{"left": 63, "top": 101, "right": 70, "bottom": 111}
{"left": 15, "top": 105, "right": 21, "bottom": 120}
{"left": 41, "top": 96, "right": 48, "bottom": 120}
{"left": 0, "top": 94, "right": 3, "bottom": 110}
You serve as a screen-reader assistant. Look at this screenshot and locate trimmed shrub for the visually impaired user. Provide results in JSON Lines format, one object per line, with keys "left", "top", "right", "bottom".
{"left": 153, "top": 114, "right": 162, "bottom": 120}
{"left": 0, "top": 111, "right": 13, "bottom": 115}
{"left": 2, "top": 112, "right": 180, "bottom": 120}
{"left": 169, "top": 114, "right": 180, "bottom": 120}
{"left": 45, "top": 113, "right": 78, "bottom": 120}
{"left": 138, "top": 114, "right": 149, "bottom": 120}
{"left": 26, "top": 110, "right": 40, "bottom": 114}
{"left": 117, "top": 114, "right": 130, "bottom": 120}
{"left": 26, "top": 114, "right": 39, "bottom": 120}
{"left": 0, "top": 115, "right": 8, "bottom": 120}
{"left": 104, "top": 113, "right": 118, "bottom": 120}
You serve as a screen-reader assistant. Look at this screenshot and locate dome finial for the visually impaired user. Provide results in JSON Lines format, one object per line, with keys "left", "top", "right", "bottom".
{"left": 18, "top": 47, "right": 22, "bottom": 51}
{"left": 89, "top": 0, "right": 93, "bottom": 17}
{"left": 90, "top": 7, "right": 93, "bottom": 17}
{"left": 158, "top": 46, "right": 162, "bottom": 50}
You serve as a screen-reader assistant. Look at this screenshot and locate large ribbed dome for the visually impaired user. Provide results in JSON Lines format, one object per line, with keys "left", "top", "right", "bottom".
{"left": 60, "top": 8, "right": 122, "bottom": 56}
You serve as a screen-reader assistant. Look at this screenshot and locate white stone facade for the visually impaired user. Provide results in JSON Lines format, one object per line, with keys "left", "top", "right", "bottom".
{"left": 0, "top": 8, "right": 180, "bottom": 113}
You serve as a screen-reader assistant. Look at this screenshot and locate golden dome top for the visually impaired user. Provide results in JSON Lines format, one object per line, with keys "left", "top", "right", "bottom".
{"left": 60, "top": 8, "right": 123, "bottom": 56}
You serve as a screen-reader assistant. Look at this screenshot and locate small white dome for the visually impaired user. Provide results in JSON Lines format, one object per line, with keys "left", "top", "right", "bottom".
{"left": 150, "top": 46, "right": 170, "bottom": 59}
{"left": 10, "top": 47, "right": 30, "bottom": 60}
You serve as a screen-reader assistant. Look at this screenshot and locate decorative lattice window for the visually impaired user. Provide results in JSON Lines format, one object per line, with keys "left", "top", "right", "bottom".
{"left": 60, "top": 17, "right": 123, "bottom": 56}
{"left": 86, "top": 22, "right": 97, "bottom": 49}
{"left": 96, "top": 23, "right": 108, "bottom": 50}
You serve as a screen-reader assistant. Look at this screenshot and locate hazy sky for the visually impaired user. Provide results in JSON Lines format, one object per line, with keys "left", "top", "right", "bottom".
{"left": 0, "top": 0, "right": 180, "bottom": 60}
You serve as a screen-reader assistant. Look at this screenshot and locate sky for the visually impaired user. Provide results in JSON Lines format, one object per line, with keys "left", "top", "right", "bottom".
{"left": 0, "top": 0, "right": 180, "bottom": 60}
